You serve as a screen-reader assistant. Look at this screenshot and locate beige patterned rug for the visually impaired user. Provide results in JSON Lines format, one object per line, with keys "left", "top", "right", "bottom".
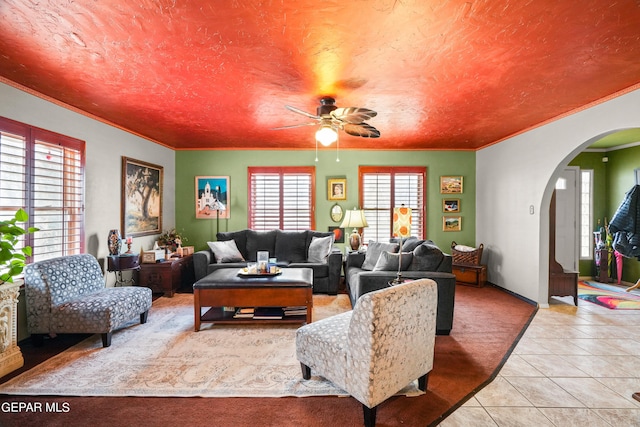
{"left": 0, "top": 293, "right": 421, "bottom": 398}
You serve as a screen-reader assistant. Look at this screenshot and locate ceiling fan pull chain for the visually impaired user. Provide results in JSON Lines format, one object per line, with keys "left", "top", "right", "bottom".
{"left": 315, "top": 139, "right": 319, "bottom": 162}
{"left": 336, "top": 134, "right": 340, "bottom": 162}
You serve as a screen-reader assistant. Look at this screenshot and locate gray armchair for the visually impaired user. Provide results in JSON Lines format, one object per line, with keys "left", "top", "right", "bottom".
{"left": 24, "top": 254, "right": 153, "bottom": 347}
{"left": 296, "top": 279, "right": 438, "bottom": 427}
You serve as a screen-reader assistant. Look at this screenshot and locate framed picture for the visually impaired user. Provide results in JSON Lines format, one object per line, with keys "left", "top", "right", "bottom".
{"left": 443, "top": 216, "right": 462, "bottom": 231}
{"left": 121, "top": 157, "right": 163, "bottom": 237}
{"left": 195, "top": 176, "right": 230, "bottom": 219}
{"left": 328, "top": 178, "right": 347, "bottom": 200}
{"left": 443, "top": 198, "right": 460, "bottom": 213}
{"left": 328, "top": 226, "right": 345, "bottom": 243}
{"left": 440, "top": 176, "right": 463, "bottom": 194}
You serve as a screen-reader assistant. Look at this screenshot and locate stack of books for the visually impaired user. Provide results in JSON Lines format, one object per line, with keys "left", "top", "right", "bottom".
{"left": 252, "top": 307, "right": 284, "bottom": 320}
{"left": 233, "top": 308, "right": 254, "bottom": 318}
{"left": 283, "top": 306, "right": 307, "bottom": 316}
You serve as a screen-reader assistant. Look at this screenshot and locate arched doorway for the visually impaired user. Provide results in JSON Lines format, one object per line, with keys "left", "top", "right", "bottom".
{"left": 542, "top": 128, "right": 640, "bottom": 306}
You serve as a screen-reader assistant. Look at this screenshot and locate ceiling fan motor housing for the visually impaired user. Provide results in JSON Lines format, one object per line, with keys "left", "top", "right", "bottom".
{"left": 317, "top": 96, "right": 337, "bottom": 117}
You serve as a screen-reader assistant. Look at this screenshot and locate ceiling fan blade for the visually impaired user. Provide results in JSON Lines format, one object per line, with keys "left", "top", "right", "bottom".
{"left": 331, "top": 107, "right": 377, "bottom": 124}
{"left": 271, "top": 122, "right": 319, "bottom": 130}
{"left": 285, "top": 105, "right": 320, "bottom": 120}
{"left": 342, "top": 123, "right": 381, "bottom": 138}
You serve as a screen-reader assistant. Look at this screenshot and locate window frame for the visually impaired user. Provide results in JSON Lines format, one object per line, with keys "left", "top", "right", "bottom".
{"left": 247, "top": 166, "right": 316, "bottom": 231}
{"left": 579, "top": 169, "right": 594, "bottom": 260}
{"left": 358, "top": 166, "right": 427, "bottom": 241}
{"left": 0, "top": 116, "right": 86, "bottom": 262}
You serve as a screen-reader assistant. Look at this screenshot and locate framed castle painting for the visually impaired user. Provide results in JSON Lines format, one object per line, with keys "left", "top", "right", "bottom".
{"left": 195, "top": 176, "right": 230, "bottom": 219}
{"left": 121, "top": 157, "right": 163, "bottom": 237}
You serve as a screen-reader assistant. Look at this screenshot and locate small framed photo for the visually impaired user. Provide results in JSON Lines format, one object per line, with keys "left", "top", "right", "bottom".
{"left": 443, "top": 198, "right": 460, "bottom": 213}
{"left": 196, "top": 176, "right": 230, "bottom": 219}
{"left": 328, "top": 178, "right": 347, "bottom": 200}
{"left": 440, "top": 176, "right": 463, "bottom": 194}
{"left": 443, "top": 216, "right": 462, "bottom": 231}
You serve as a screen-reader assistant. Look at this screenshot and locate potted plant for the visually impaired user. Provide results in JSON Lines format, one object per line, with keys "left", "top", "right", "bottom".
{"left": 158, "top": 229, "right": 188, "bottom": 253}
{"left": 0, "top": 208, "right": 38, "bottom": 285}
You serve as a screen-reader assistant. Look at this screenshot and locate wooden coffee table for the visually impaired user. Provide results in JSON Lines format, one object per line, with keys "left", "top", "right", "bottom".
{"left": 193, "top": 267, "right": 313, "bottom": 331}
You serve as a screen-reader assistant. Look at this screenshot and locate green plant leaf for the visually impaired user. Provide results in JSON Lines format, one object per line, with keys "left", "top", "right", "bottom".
{"left": 15, "top": 208, "right": 28, "bottom": 222}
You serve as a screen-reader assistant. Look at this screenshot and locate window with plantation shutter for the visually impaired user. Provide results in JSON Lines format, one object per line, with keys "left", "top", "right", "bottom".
{"left": 359, "top": 166, "right": 426, "bottom": 242}
{"left": 248, "top": 167, "right": 315, "bottom": 231}
{"left": 0, "top": 117, "right": 85, "bottom": 263}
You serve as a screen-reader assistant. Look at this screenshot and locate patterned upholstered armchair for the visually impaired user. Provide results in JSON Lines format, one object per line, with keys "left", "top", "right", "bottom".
{"left": 296, "top": 279, "right": 438, "bottom": 427}
{"left": 24, "top": 254, "right": 153, "bottom": 347}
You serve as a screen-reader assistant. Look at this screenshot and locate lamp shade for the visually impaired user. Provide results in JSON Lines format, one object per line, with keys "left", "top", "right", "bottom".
{"left": 340, "top": 209, "right": 369, "bottom": 229}
{"left": 393, "top": 206, "right": 412, "bottom": 238}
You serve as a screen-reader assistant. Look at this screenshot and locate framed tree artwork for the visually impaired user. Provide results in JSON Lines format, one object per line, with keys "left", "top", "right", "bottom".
{"left": 121, "top": 157, "right": 163, "bottom": 237}
{"left": 195, "top": 176, "right": 230, "bottom": 219}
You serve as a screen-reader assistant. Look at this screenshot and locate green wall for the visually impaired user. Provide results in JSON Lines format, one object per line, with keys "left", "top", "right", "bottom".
{"left": 175, "top": 149, "right": 476, "bottom": 254}
{"left": 570, "top": 145, "right": 640, "bottom": 282}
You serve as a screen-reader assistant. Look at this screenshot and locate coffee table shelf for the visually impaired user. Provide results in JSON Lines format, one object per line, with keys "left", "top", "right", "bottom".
{"left": 200, "top": 307, "right": 307, "bottom": 324}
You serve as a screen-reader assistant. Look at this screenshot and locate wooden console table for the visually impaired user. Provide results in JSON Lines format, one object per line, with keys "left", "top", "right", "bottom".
{"left": 136, "top": 254, "right": 194, "bottom": 297}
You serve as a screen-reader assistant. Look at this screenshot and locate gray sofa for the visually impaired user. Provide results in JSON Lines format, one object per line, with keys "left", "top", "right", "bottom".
{"left": 344, "top": 239, "right": 456, "bottom": 335}
{"left": 193, "top": 229, "right": 342, "bottom": 294}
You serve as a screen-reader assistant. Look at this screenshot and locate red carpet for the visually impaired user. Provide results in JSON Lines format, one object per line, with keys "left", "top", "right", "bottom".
{"left": 0, "top": 285, "right": 536, "bottom": 427}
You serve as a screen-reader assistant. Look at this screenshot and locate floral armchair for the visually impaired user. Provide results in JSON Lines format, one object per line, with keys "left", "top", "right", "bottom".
{"left": 296, "top": 278, "right": 438, "bottom": 427}
{"left": 24, "top": 254, "right": 153, "bottom": 347}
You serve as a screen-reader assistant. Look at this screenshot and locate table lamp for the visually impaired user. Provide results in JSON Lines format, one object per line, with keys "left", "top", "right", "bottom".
{"left": 390, "top": 205, "right": 412, "bottom": 285}
{"left": 340, "top": 208, "right": 369, "bottom": 251}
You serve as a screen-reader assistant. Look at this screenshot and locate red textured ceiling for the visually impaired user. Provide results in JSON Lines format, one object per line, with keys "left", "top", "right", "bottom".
{"left": 1, "top": 1, "right": 640, "bottom": 151}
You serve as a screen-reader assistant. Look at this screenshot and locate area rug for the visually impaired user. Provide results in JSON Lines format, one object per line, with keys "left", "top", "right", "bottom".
{"left": 0, "top": 294, "right": 421, "bottom": 398}
{"left": 578, "top": 280, "right": 640, "bottom": 309}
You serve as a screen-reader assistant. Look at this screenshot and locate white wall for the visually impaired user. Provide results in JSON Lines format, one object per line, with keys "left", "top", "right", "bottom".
{"left": 0, "top": 82, "right": 175, "bottom": 283}
{"left": 476, "top": 87, "right": 640, "bottom": 305}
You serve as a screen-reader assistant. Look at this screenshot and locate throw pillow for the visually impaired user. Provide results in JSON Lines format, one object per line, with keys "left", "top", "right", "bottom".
{"left": 207, "top": 240, "right": 245, "bottom": 264}
{"left": 361, "top": 241, "right": 399, "bottom": 271}
{"left": 307, "top": 235, "right": 334, "bottom": 263}
{"left": 372, "top": 251, "right": 413, "bottom": 271}
{"left": 409, "top": 242, "right": 444, "bottom": 271}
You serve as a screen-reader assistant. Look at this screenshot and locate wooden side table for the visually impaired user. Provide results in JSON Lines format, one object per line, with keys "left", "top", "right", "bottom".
{"left": 452, "top": 263, "right": 487, "bottom": 287}
{"left": 107, "top": 254, "right": 141, "bottom": 287}
{"left": 136, "top": 255, "right": 194, "bottom": 297}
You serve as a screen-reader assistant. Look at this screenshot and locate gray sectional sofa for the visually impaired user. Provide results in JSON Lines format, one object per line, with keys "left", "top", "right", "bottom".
{"left": 344, "top": 238, "right": 456, "bottom": 335}
{"left": 193, "top": 229, "right": 342, "bottom": 294}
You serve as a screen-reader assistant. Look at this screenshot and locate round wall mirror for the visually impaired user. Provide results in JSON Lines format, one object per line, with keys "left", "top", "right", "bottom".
{"left": 330, "top": 203, "right": 344, "bottom": 222}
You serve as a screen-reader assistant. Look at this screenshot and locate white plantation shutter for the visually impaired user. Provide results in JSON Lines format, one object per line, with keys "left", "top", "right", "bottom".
{"left": 359, "top": 166, "right": 426, "bottom": 242}
{"left": 0, "top": 117, "right": 85, "bottom": 262}
{"left": 249, "top": 167, "right": 315, "bottom": 231}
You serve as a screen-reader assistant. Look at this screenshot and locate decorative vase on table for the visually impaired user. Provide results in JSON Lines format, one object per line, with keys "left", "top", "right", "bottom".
{"left": 107, "top": 229, "right": 122, "bottom": 256}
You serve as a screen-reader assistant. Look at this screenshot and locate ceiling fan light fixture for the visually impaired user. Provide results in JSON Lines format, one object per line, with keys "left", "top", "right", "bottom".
{"left": 315, "top": 125, "right": 338, "bottom": 146}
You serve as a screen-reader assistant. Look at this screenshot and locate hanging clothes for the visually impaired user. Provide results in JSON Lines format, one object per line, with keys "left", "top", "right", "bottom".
{"left": 609, "top": 185, "right": 640, "bottom": 259}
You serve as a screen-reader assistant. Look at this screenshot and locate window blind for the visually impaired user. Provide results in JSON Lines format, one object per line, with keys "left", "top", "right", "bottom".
{"left": 248, "top": 167, "right": 315, "bottom": 231}
{"left": 0, "top": 117, "right": 85, "bottom": 262}
{"left": 359, "top": 166, "right": 426, "bottom": 242}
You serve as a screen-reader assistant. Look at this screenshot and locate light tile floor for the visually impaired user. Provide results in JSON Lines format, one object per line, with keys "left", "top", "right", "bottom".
{"left": 440, "top": 283, "right": 640, "bottom": 427}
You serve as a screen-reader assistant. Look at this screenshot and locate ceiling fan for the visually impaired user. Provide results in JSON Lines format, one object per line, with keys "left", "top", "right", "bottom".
{"left": 272, "top": 97, "right": 380, "bottom": 146}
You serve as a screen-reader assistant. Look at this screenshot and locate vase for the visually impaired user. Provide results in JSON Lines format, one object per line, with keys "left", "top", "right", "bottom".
{"left": 108, "top": 229, "right": 122, "bottom": 255}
